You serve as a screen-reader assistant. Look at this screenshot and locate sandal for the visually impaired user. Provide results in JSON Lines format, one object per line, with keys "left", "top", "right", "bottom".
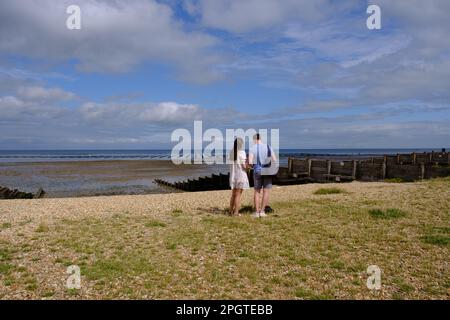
{"left": 264, "top": 206, "right": 274, "bottom": 213}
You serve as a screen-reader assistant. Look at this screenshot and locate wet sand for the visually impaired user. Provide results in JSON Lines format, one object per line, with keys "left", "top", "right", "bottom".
{"left": 0, "top": 154, "right": 374, "bottom": 198}
{"left": 0, "top": 160, "right": 228, "bottom": 198}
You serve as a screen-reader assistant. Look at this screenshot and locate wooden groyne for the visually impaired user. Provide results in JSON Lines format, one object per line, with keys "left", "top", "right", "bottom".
{"left": 285, "top": 151, "right": 450, "bottom": 183}
{"left": 154, "top": 151, "right": 450, "bottom": 192}
{"left": 155, "top": 173, "right": 231, "bottom": 192}
{"left": 0, "top": 187, "right": 45, "bottom": 200}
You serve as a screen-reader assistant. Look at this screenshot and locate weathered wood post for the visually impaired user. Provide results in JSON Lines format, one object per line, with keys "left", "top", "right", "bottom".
{"left": 412, "top": 152, "right": 416, "bottom": 165}
{"left": 307, "top": 158, "right": 312, "bottom": 176}
{"left": 381, "top": 160, "right": 387, "bottom": 180}
{"left": 420, "top": 163, "right": 425, "bottom": 180}
{"left": 352, "top": 160, "right": 357, "bottom": 179}
{"left": 288, "top": 157, "right": 293, "bottom": 175}
{"left": 327, "top": 160, "right": 332, "bottom": 176}
{"left": 396, "top": 153, "right": 400, "bottom": 165}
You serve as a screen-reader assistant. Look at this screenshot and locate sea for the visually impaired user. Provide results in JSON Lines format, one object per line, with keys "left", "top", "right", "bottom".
{"left": 0, "top": 148, "right": 444, "bottom": 163}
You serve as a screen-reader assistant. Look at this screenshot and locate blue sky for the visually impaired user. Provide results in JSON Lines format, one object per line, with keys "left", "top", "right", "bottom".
{"left": 0, "top": 0, "right": 449, "bottom": 149}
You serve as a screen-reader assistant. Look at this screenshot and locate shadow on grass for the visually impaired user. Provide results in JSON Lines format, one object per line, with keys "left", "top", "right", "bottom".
{"left": 239, "top": 205, "right": 254, "bottom": 214}
{"left": 200, "top": 205, "right": 254, "bottom": 215}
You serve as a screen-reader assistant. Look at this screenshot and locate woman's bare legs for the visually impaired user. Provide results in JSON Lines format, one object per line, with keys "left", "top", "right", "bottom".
{"left": 229, "top": 189, "right": 236, "bottom": 215}
{"left": 233, "top": 189, "right": 243, "bottom": 215}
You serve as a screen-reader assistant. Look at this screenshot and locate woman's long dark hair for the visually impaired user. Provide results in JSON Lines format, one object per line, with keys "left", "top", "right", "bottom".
{"left": 231, "top": 138, "right": 243, "bottom": 161}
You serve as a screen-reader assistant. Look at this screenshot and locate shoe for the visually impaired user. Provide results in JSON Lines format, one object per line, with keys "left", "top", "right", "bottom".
{"left": 252, "top": 212, "right": 260, "bottom": 218}
{"left": 259, "top": 211, "right": 267, "bottom": 217}
{"left": 264, "top": 206, "right": 274, "bottom": 213}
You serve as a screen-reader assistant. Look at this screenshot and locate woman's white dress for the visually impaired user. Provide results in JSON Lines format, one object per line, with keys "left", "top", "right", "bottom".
{"left": 229, "top": 150, "right": 250, "bottom": 189}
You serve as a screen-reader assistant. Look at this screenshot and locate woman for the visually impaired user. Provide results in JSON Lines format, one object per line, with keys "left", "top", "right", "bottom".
{"left": 229, "top": 138, "right": 249, "bottom": 216}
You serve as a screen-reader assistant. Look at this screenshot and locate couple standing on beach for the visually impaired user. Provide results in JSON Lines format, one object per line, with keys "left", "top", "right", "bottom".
{"left": 229, "top": 133, "right": 277, "bottom": 217}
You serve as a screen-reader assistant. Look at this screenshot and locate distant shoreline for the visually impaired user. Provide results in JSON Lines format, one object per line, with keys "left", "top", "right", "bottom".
{"left": 0, "top": 148, "right": 445, "bottom": 163}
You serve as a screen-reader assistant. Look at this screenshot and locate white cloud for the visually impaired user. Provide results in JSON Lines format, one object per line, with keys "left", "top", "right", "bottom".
{"left": 1, "top": 0, "right": 449, "bottom": 148}
{"left": 1, "top": 87, "right": 449, "bottom": 148}
{"left": 79, "top": 101, "right": 204, "bottom": 125}
{"left": 0, "top": 0, "right": 222, "bottom": 83}
{"left": 0, "top": 95, "right": 66, "bottom": 121}
{"left": 17, "top": 86, "right": 76, "bottom": 101}
{"left": 194, "top": 0, "right": 354, "bottom": 33}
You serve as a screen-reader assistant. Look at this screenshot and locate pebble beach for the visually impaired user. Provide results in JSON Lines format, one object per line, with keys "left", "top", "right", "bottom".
{"left": 0, "top": 179, "right": 449, "bottom": 299}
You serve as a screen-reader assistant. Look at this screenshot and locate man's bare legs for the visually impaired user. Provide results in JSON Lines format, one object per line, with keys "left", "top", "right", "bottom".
{"left": 254, "top": 188, "right": 262, "bottom": 213}
{"left": 262, "top": 188, "right": 270, "bottom": 210}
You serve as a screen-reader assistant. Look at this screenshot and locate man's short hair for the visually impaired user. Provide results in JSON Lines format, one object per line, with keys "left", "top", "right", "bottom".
{"left": 253, "top": 133, "right": 260, "bottom": 140}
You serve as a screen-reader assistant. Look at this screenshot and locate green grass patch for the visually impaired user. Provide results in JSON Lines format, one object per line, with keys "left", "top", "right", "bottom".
{"left": 165, "top": 242, "right": 177, "bottom": 250}
{"left": 384, "top": 178, "right": 405, "bottom": 183}
{"left": 314, "top": 187, "right": 346, "bottom": 195}
{"left": 394, "top": 278, "right": 415, "bottom": 294}
{"left": 0, "top": 244, "right": 15, "bottom": 275}
{"left": 422, "top": 234, "right": 449, "bottom": 246}
{"left": 294, "top": 287, "right": 333, "bottom": 300}
{"left": 0, "top": 247, "right": 13, "bottom": 262}
{"left": 422, "top": 227, "right": 450, "bottom": 246}
{"left": 0, "top": 262, "right": 14, "bottom": 275}
{"left": 41, "top": 291, "right": 55, "bottom": 298}
{"left": 84, "top": 258, "right": 127, "bottom": 280}
{"left": 369, "top": 208, "right": 406, "bottom": 219}
{"left": 1, "top": 222, "right": 12, "bottom": 230}
{"left": 144, "top": 219, "right": 167, "bottom": 228}
{"left": 330, "top": 260, "right": 345, "bottom": 270}
{"left": 67, "top": 288, "right": 81, "bottom": 296}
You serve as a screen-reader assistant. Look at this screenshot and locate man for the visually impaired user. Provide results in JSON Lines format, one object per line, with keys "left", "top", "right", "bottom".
{"left": 248, "top": 133, "right": 278, "bottom": 217}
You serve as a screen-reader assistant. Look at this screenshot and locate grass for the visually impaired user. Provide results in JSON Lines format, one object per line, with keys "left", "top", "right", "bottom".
{"left": 0, "top": 262, "right": 14, "bottom": 275}
{"left": 0, "top": 244, "right": 15, "bottom": 276}
{"left": 368, "top": 208, "right": 406, "bottom": 219}
{"left": 422, "top": 234, "right": 449, "bottom": 246}
{"left": 384, "top": 178, "right": 405, "bottom": 183}
{"left": 1, "top": 222, "right": 12, "bottom": 230}
{"left": 171, "top": 209, "right": 183, "bottom": 215}
{"left": 0, "top": 177, "right": 449, "bottom": 299}
{"left": 313, "top": 187, "right": 347, "bottom": 195}
{"left": 144, "top": 219, "right": 167, "bottom": 228}
{"left": 421, "top": 227, "right": 450, "bottom": 246}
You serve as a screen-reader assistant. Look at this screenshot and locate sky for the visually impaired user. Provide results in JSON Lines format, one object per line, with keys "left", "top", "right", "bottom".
{"left": 0, "top": 0, "right": 449, "bottom": 149}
